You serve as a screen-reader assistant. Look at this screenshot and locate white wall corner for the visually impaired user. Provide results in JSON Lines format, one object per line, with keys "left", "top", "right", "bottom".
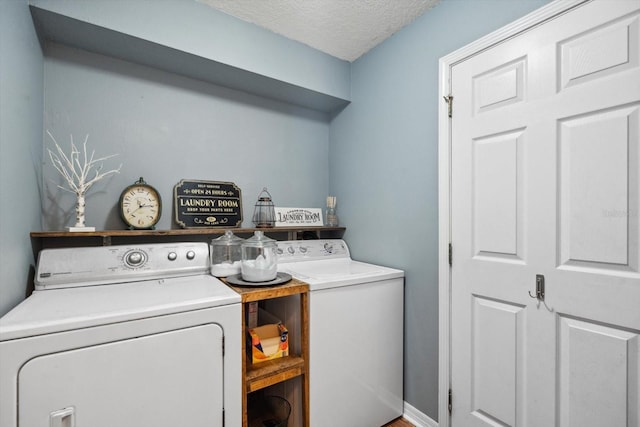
{"left": 403, "top": 401, "right": 439, "bottom": 427}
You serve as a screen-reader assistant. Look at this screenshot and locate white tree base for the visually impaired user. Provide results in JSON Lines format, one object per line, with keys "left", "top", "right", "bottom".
{"left": 66, "top": 226, "right": 96, "bottom": 232}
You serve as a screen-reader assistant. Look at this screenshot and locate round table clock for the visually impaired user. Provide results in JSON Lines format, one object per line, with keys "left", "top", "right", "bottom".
{"left": 119, "top": 177, "right": 162, "bottom": 229}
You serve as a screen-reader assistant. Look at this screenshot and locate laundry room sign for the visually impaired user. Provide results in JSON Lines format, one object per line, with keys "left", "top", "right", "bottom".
{"left": 174, "top": 180, "right": 242, "bottom": 228}
{"left": 275, "top": 207, "right": 323, "bottom": 226}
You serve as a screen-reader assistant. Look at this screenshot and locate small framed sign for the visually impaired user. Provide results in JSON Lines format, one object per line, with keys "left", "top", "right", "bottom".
{"left": 174, "top": 180, "right": 242, "bottom": 228}
{"left": 275, "top": 207, "right": 323, "bottom": 227}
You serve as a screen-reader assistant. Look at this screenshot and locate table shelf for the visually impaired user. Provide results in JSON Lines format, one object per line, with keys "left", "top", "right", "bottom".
{"left": 225, "top": 278, "right": 310, "bottom": 427}
{"left": 245, "top": 355, "right": 305, "bottom": 393}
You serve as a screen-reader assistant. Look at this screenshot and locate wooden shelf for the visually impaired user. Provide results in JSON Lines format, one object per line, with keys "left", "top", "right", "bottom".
{"left": 228, "top": 279, "right": 310, "bottom": 303}
{"left": 225, "top": 278, "right": 310, "bottom": 427}
{"left": 31, "top": 226, "right": 345, "bottom": 240}
{"left": 245, "top": 355, "right": 305, "bottom": 393}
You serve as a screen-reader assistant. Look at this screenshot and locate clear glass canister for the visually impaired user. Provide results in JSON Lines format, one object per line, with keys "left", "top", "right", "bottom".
{"left": 241, "top": 231, "right": 278, "bottom": 282}
{"left": 210, "top": 230, "right": 244, "bottom": 277}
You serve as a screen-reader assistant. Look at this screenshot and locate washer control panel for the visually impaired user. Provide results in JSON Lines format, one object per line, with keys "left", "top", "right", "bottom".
{"left": 276, "top": 239, "right": 350, "bottom": 262}
{"left": 35, "top": 242, "right": 210, "bottom": 290}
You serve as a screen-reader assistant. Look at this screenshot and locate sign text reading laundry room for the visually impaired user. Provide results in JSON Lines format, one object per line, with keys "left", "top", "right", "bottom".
{"left": 174, "top": 180, "right": 242, "bottom": 228}
{"left": 275, "top": 208, "right": 323, "bottom": 227}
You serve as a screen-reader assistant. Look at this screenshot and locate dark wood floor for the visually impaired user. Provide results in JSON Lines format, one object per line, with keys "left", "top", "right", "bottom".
{"left": 383, "top": 417, "right": 415, "bottom": 427}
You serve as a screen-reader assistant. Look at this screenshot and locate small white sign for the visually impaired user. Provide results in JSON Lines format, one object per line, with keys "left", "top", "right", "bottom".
{"left": 275, "top": 207, "right": 323, "bottom": 227}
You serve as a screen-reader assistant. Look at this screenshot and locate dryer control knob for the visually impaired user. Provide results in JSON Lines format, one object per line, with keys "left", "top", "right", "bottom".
{"left": 186, "top": 250, "right": 196, "bottom": 260}
{"left": 125, "top": 250, "right": 146, "bottom": 267}
{"left": 168, "top": 252, "right": 177, "bottom": 261}
{"left": 287, "top": 246, "right": 295, "bottom": 254}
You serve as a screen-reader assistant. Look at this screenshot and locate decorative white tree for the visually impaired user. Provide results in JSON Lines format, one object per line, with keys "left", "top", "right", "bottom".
{"left": 47, "top": 131, "right": 121, "bottom": 231}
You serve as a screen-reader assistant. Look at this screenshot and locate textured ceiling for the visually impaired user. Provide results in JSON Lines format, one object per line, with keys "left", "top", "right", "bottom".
{"left": 197, "top": 0, "right": 440, "bottom": 62}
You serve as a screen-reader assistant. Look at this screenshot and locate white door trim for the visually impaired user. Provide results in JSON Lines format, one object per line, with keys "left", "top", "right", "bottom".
{"left": 437, "top": 1, "right": 590, "bottom": 425}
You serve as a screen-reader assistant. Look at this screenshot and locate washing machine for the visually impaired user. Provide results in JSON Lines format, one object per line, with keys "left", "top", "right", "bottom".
{"left": 0, "top": 242, "right": 241, "bottom": 427}
{"left": 274, "top": 239, "right": 404, "bottom": 427}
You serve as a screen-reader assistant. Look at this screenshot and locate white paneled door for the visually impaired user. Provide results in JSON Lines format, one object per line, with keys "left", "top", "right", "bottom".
{"left": 450, "top": 1, "right": 640, "bottom": 426}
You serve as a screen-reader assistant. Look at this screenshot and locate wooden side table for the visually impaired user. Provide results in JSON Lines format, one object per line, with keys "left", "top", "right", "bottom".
{"left": 225, "top": 278, "right": 310, "bottom": 427}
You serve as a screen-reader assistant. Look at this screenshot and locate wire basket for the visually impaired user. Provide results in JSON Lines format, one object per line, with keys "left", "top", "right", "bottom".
{"left": 249, "top": 395, "right": 291, "bottom": 427}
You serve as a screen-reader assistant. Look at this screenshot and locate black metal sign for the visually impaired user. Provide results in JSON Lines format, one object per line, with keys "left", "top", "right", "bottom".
{"left": 174, "top": 180, "right": 242, "bottom": 228}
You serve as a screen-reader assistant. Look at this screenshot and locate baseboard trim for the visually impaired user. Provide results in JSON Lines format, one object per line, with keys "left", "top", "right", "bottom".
{"left": 403, "top": 401, "right": 438, "bottom": 427}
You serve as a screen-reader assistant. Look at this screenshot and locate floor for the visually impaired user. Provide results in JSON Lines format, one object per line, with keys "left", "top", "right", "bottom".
{"left": 383, "top": 418, "right": 415, "bottom": 427}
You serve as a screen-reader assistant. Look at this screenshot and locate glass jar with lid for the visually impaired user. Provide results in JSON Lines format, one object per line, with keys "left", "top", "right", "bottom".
{"left": 210, "top": 230, "right": 244, "bottom": 277}
{"left": 241, "top": 231, "right": 278, "bottom": 282}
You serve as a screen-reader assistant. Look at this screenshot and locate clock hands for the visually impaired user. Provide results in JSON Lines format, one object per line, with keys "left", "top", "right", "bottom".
{"left": 129, "top": 198, "right": 155, "bottom": 215}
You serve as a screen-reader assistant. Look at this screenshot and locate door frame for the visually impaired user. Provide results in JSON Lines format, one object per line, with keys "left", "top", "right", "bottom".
{"left": 437, "top": 1, "right": 589, "bottom": 425}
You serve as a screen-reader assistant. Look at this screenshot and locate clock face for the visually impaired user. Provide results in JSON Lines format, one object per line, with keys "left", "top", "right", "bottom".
{"left": 119, "top": 183, "right": 161, "bottom": 229}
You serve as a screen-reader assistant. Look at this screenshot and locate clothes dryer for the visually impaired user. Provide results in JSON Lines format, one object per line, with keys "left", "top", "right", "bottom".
{"left": 0, "top": 242, "right": 241, "bottom": 427}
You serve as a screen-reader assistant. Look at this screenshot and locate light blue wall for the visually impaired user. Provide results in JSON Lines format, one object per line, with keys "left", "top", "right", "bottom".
{"left": 329, "top": 0, "right": 552, "bottom": 420}
{"left": 42, "top": 43, "right": 330, "bottom": 230}
{"left": 30, "top": 0, "right": 350, "bottom": 109}
{"left": 30, "top": 0, "right": 350, "bottom": 97}
{"left": 0, "top": 0, "right": 44, "bottom": 316}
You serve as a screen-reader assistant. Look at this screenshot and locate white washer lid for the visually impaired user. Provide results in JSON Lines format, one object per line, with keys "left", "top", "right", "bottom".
{"left": 278, "top": 259, "right": 404, "bottom": 291}
{"left": 0, "top": 275, "right": 240, "bottom": 341}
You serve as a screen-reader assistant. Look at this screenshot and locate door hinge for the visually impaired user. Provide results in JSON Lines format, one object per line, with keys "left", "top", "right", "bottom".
{"left": 448, "top": 388, "right": 452, "bottom": 414}
{"left": 222, "top": 408, "right": 225, "bottom": 427}
{"left": 448, "top": 243, "right": 453, "bottom": 267}
{"left": 443, "top": 95, "right": 453, "bottom": 118}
